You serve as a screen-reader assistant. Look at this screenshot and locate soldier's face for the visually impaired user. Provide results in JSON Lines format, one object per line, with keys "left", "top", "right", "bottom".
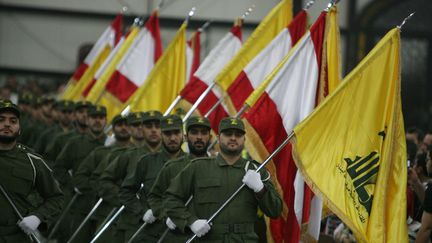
{"left": 87, "top": 115, "right": 107, "bottom": 134}
{"left": 162, "top": 129, "right": 183, "bottom": 153}
{"left": 130, "top": 123, "right": 145, "bottom": 141}
{"left": 187, "top": 126, "right": 211, "bottom": 156}
{"left": 0, "top": 111, "right": 20, "bottom": 143}
{"left": 143, "top": 121, "right": 161, "bottom": 146}
{"left": 113, "top": 121, "right": 130, "bottom": 141}
{"left": 75, "top": 107, "right": 88, "bottom": 125}
{"left": 218, "top": 129, "right": 245, "bottom": 156}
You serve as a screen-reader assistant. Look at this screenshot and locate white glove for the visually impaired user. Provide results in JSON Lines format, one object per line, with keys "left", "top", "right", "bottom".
{"left": 143, "top": 209, "right": 156, "bottom": 224}
{"left": 18, "top": 215, "right": 41, "bottom": 234}
{"left": 166, "top": 217, "right": 176, "bottom": 230}
{"left": 242, "top": 170, "right": 264, "bottom": 193}
{"left": 190, "top": 219, "right": 211, "bottom": 237}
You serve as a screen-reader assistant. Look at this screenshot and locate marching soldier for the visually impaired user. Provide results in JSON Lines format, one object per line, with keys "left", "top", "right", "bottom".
{"left": 0, "top": 100, "right": 63, "bottom": 242}
{"left": 148, "top": 116, "right": 212, "bottom": 242}
{"left": 70, "top": 113, "right": 131, "bottom": 242}
{"left": 119, "top": 114, "right": 185, "bottom": 242}
{"left": 44, "top": 100, "right": 92, "bottom": 163}
{"left": 165, "top": 117, "right": 282, "bottom": 242}
{"left": 96, "top": 110, "right": 162, "bottom": 241}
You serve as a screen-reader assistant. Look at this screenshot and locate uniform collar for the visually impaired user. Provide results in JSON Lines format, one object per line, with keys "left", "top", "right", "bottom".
{"left": 216, "top": 154, "right": 247, "bottom": 168}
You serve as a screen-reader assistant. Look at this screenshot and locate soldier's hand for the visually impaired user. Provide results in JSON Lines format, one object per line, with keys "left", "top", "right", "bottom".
{"left": 242, "top": 170, "right": 264, "bottom": 193}
{"left": 143, "top": 209, "right": 156, "bottom": 224}
{"left": 166, "top": 217, "right": 176, "bottom": 230}
{"left": 18, "top": 215, "right": 41, "bottom": 234}
{"left": 190, "top": 219, "right": 211, "bottom": 237}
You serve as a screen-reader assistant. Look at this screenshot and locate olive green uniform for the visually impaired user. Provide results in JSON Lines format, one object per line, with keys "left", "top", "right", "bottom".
{"left": 0, "top": 144, "right": 63, "bottom": 242}
{"left": 119, "top": 148, "right": 185, "bottom": 242}
{"left": 33, "top": 124, "right": 62, "bottom": 158}
{"left": 148, "top": 154, "right": 201, "bottom": 242}
{"left": 97, "top": 144, "right": 154, "bottom": 241}
{"left": 44, "top": 129, "right": 82, "bottom": 163}
{"left": 165, "top": 155, "right": 282, "bottom": 243}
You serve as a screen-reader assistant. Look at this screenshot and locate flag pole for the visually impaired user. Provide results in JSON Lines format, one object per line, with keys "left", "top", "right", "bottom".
{"left": 187, "top": 131, "right": 294, "bottom": 243}
{"left": 67, "top": 198, "right": 104, "bottom": 243}
{"left": 89, "top": 205, "right": 125, "bottom": 243}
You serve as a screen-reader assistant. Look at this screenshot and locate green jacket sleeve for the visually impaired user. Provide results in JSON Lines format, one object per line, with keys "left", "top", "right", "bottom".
{"left": 148, "top": 164, "right": 170, "bottom": 218}
{"left": 53, "top": 141, "right": 74, "bottom": 185}
{"left": 98, "top": 153, "right": 126, "bottom": 206}
{"left": 118, "top": 158, "right": 145, "bottom": 215}
{"left": 73, "top": 150, "right": 97, "bottom": 193}
{"left": 164, "top": 164, "right": 197, "bottom": 233}
{"left": 255, "top": 174, "right": 283, "bottom": 219}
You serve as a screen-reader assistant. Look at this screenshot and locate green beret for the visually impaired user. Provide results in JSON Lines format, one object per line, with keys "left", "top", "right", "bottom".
{"left": 41, "top": 97, "right": 55, "bottom": 105}
{"left": 143, "top": 110, "right": 162, "bottom": 123}
{"left": 87, "top": 105, "right": 107, "bottom": 117}
{"left": 127, "top": 112, "right": 146, "bottom": 124}
{"left": 75, "top": 101, "right": 93, "bottom": 110}
{"left": 219, "top": 117, "right": 245, "bottom": 134}
{"left": 58, "top": 100, "right": 75, "bottom": 112}
{"left": 112, "top": 114, "right": 128, "bottom": 126}
{"left": 160, "top": 115, "right": 183, "bottom": 132}
{"left": 186, "top": 116, "right": 211, "bottom": 132}
{"left": 0, "top": 99, "right": 20, "bottom": 118}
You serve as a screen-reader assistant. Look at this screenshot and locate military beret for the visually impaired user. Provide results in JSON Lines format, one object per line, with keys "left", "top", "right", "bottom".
{"left": 41, "top": 97, "right": 55, "bottom": 105}
{"left": 112, "top": 114, "right": 128, "bottom": 126}
{"left": 143, "top": 110, "right": 162, "bottom": 123}
{"left": 58, "top": 100, "right": 75, "bottom": 112}
{"left": 186, "top": 116, "right": 211, "bottom": 132}
{"left": 0, "top": 99, "right": 20, "bottom": 118}
{"left": 19, "top": 93, "right": 33, "bottom": 105}
{"left": 160, "top": 115, "right": 183, "bottom": 132}
{"left": 127, "top": 112, "right": 146, "bottom": 124}
{"left": 87, "top": 105, "right": 107, "bottom": 117}
{"left": 219, "top": 117, "right": 245, "bottom": 134}
{"left": 74, "top": 101, "right": 93, "bottom": 110}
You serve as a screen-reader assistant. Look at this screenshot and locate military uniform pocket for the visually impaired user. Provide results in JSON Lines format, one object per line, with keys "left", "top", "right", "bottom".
{"left": 196, "top": 178, "right": 221, "bottom": 204}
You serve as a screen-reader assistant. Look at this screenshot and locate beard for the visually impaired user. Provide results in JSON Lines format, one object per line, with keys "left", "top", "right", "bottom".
{"left": 0, "top": 132, "right": 19, "bottom": 144}
{"left": 188, "top": 140, "right": 209, "bottom": 157}
{"left": 163, "top": 141, "right": 182, "bottom": 154}
{"left": 115, "top": 132, "right": 130, "bottom": 142}
{"left": 220, "top": 142, "right": 243, "bottom": 156}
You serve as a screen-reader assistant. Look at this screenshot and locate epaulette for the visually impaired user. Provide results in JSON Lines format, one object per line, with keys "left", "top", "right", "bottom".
{"left": 164, "top": 155, "right": 188, "bottom": 168}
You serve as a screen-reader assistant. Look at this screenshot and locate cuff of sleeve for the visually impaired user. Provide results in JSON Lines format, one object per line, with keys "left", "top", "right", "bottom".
{"left": 255, "top": 185, "right": 268, "bottom": 199}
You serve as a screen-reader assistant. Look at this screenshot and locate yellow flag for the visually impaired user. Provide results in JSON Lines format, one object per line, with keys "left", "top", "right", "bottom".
{"left": 292, "top": 28, "right": 407, "bottom": 242}
{"left": 216, "top": 0, "right": 292, "bottom": 98}
{"left": 125, "top": 23, "right": 187, "bottom": 113}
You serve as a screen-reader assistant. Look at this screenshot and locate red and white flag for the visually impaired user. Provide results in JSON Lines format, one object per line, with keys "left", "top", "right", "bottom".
{"left": 179, "top": 23, "right": 242, "bottom": 131}
{"left": 242, "top": 12, "right": 327, "bottom": 243}
{"left": 226, "top": 10, "right": 307, "bottom": 113}
{"left": 103, "top": 11, "right": 162, "bottom": 103}
{"left": 186, "top": 30, "right": 201, "bottom": 83}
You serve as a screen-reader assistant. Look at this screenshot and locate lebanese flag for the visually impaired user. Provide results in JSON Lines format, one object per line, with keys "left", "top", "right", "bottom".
{"left": 241, "top": 12, "right": 327, "bottom": 243}
{"left": 103, "top": 11, "right": 162, "bottom": 103}
{"left": 61, "top": 14, "right": 123, "bottom": 100}
{"left": 179, "top": 22, "right": 242, "bottom": 132}
{"left": 186, "top": 30, "right": 201, "bottom": 83}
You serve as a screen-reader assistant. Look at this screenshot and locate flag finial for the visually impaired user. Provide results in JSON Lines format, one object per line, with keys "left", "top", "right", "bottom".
{"left": 397, "top": 12, "right": 415, "bottom": 30}
{"left": 304, "top": 0, "right": 315, "bottom": 10}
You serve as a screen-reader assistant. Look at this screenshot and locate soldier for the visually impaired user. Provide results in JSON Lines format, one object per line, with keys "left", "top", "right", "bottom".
{"left": 148, "top": 116, "right": 212, "bottom": 242}
{"left": 44, "top": 100, "right": 92, "bottom": 163}
{"left": 96, "top": 110, "right": 163, "bottom": 241}
{"left": 27, "top": 97, "right": 56, "bottom": 147}
{"left": 165, "top": 117, "right": 283, "bottom": 242}
{"left": 0, "top": 100, "right": 63, "bottom": 242}
{"left": 119, "top": 114, "right": 185, "bottom": 242}
{"left": 52, "top": 105, "right": 107, "bottom": 242}
{"left": 70, "top": 113, "right": 130, "bottom": 242}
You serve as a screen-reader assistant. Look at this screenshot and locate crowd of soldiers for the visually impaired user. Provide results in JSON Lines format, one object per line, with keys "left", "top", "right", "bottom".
{"left": 0, "top": 95, "right": 283, "bottom": 243}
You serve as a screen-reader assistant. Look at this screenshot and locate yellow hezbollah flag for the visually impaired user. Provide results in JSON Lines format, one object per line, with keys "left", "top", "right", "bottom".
{"left": 125, "top": 23, "right": 187, "bottom": 113}
{"left": 86, "top": 26, "right": 140, "bottom": 120}
{"left": 216, "top": 0, "right": 292, "bottom": 114}
{"left": 291, "top": 28, "right": 407, "bottom": 242}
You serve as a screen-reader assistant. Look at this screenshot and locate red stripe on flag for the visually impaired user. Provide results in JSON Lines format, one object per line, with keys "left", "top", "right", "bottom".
{"left": 180, "top": 76, "right": 208, "bottom": 104}
{"left": 145, "top": 12, "right": 163, "bottom": 62}
{"left": 105, "top": 70, "right": 138, "bottom": 103}
{"left": 82, "top": 78, "right": 97, "bottom": 97}
{"left": 244, "top": 93, "right": 300, "bottom": 243}
{"left": 230, "top": 25, "right": 243, "bottom": 42}
{"left": 111, "top": 14, "right": 123, "bottom": 45}
{"left": 310, "top": 13, "right": 326, "bottom": 106}
{"left": 288, "top": 10, "right": 308, "bottom": 45}
{"left": 227, "top": 71, "right": 254, "bottom": 111}
{"left": 72, "top": 63, "right": 89, "bottom": 81}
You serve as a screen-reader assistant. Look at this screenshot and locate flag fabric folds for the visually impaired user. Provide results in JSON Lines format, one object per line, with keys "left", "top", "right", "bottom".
{"left": 186, "top": 30, "right": 201, "bottom": 83}
{"left": 226, "top": 10, "right": 307, "bottom": 114}
{"left": 292, "top": 28, "right": 407, "bottom": 243}
{"left": 241, "top": 12, "right": 327, "bottom": 242}
{"left": 61, "top": 14, "right": 123, "bottom": 100}
{"left": 125, "top": 23, "right": 188, "bottom": 113}
{"left": 179, "top": 22, "right": 242, "bottom": 131}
